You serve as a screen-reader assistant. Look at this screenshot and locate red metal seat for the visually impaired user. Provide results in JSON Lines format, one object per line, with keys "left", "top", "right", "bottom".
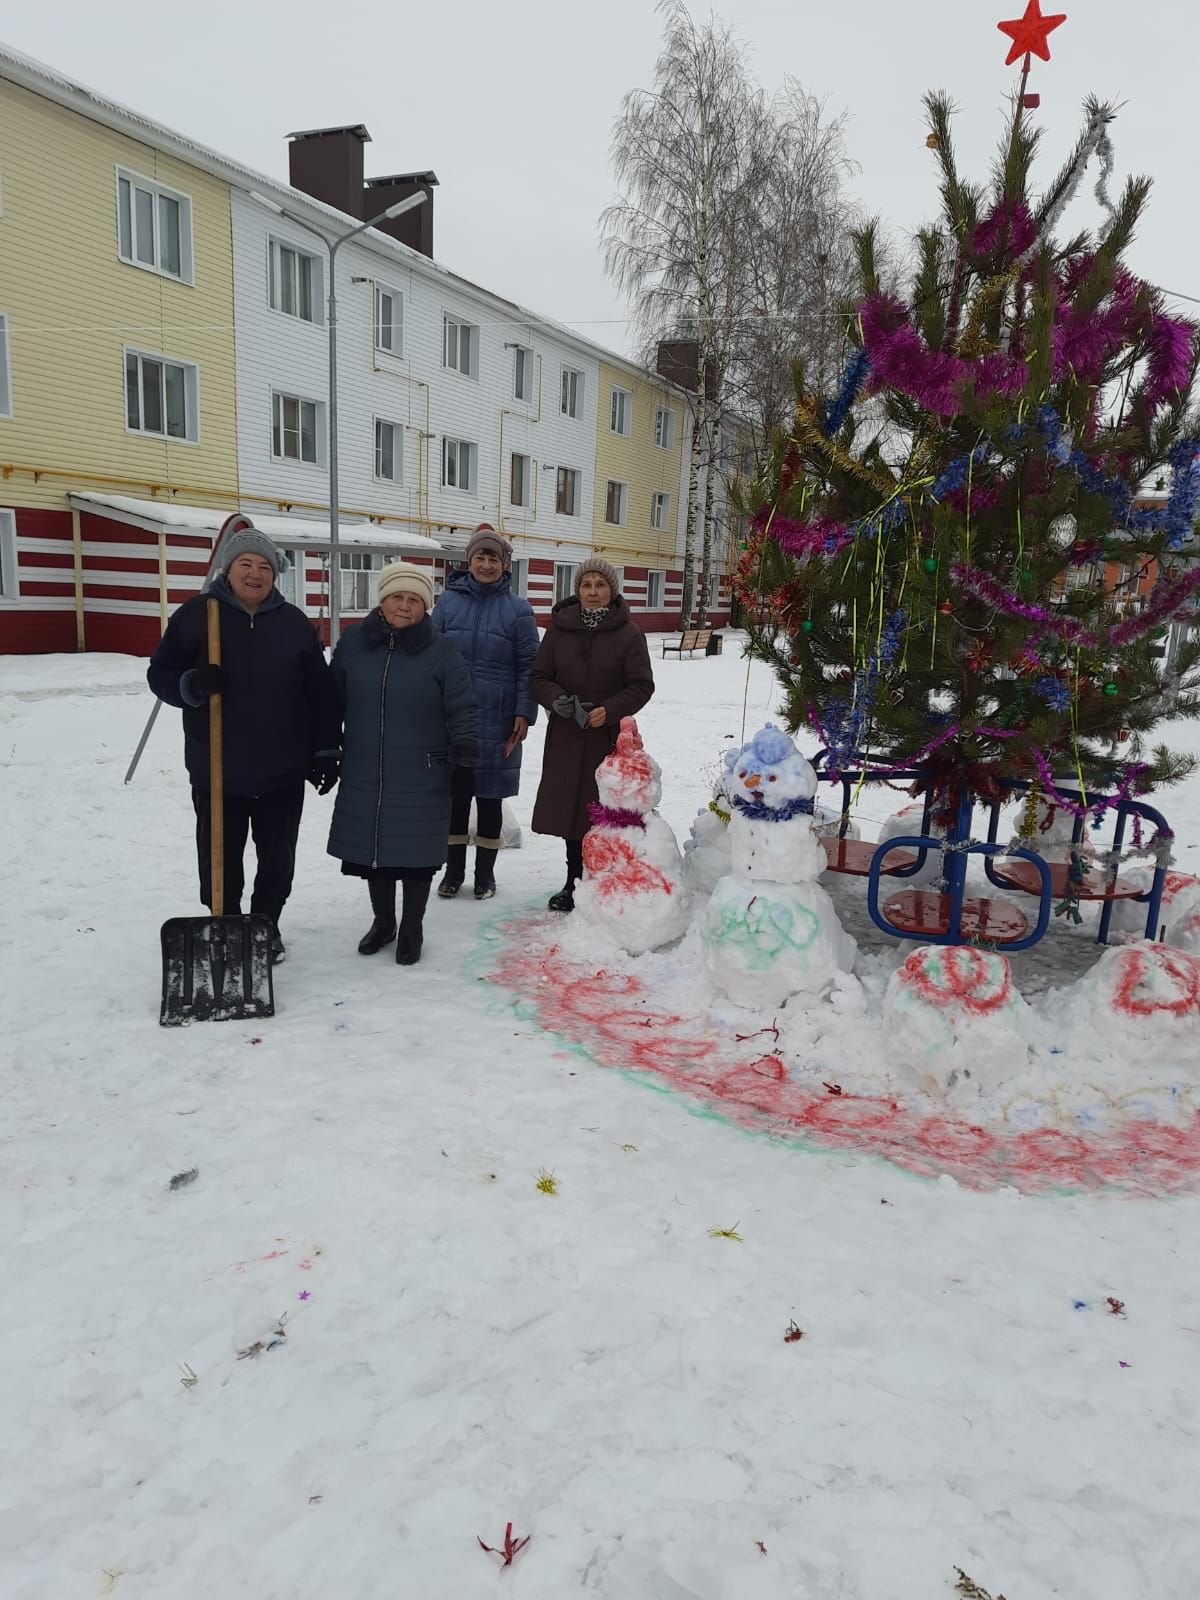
{"left": 821, "top": 838, "right": 917, "bottom": 877}
{"left": 989, "top": 858, "right": 1141, "bottom": 902}
{"left": 880, "top": 889, "right": 1030, "bottom": 944}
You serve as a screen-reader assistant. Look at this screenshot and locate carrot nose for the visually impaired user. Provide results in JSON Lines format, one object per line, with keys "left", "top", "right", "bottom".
{"left": 743, "top": 773, "right": 762, "bottom": 789}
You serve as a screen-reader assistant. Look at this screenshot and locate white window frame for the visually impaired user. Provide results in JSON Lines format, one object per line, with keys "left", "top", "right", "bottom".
{"left": 374, "top": 418, "right": 403, "bottom": 483}
{"left": 116, "top": 167, "right": 193, "bottom": 284}
{"left": 650, "top": 490, "right": 671, "bottom": 532}
{"left": 604, "top": 479, "right": 628, "bottom": 527}
{"left": 0, "top": 312, "right": 10, "bottom": 419}
{"left": 513, "top": 344, "right": 534, "bottom": 403}
{"left": 561, "top": 366, "right": 585, "bottom": 419}
{"left": 0, "top": 507, "right": 18, "bottom": 601}
{"left": 375, "top": 283, "right": 404, "bottom": 356}
{"left": 271, "top": 390, "right": 323, "bottom": 466}
{"left": 646, "top": 569, "right": 665, "bottom": 610}
{"left": 442, "top": 437, "right": 477, "bottom": 493}
{"left": 339, "top": 550, "right": 380, "bottom": 614}
{"left": 267, "top": 237, "right": 321, "bottom": 324}
{"left": 510, "top": 451, "right": 531, "bottom": 508}
{"left": 556, "top": 466, "right": 580, "bottom": 518}
{"left": 443, "top": 313, "right": 479, "bottom": 379}
{"left": 553, "top": 561, "right": 579, "bottom": 604}
{"left": 610, "top": 386, "right": 632, "bottom": 437}
{"left": 124, "top": 347, "right": 200, "bottom": 443}
{"left": 510, "top": 557, "right": 529, "bottom": 598}
{"left": 276, "top": 548, "right": 300, "bottom": 607}
{"left": 654, "top": 405, "right": 676, "bottom": 450}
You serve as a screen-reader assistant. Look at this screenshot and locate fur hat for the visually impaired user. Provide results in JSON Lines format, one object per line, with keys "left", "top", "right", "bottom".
{"left": 576, "top": 556, "right": 621, "bottom": 598}
{"left": 377, "top": 561, "right": 435, "bottom": 612}
{"left": 221, "top": 525, "right": 284, "bottom": 577}
{"left": 466, "top": 524, "right": 512, "bottom": 566}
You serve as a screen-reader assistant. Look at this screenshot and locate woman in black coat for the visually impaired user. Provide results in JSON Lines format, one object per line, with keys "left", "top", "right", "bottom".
{"left": 327, "top": 563, "right": 478, "bottom": 964}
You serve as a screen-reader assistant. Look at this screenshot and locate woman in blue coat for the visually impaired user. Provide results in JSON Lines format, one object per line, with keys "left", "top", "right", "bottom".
{"left": 431, "top": 525, "right": 539, "bottom": 900}
{"left": 328, "top": 562, "right": 479, "bottom": 965}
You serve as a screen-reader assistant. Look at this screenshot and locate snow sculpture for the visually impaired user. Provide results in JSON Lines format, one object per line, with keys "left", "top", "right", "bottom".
{"left": 877, "top": 801, "right": 945, "bottom": 886}
{"left": 576, "top": 717, "right": 692, "bottom": 954}
{"left": 700, "top": 723, "right": 856, "bottom": 1007}
{"left": 1058, "top": 941, "right": 1200, "bottom": 1051}
{"left": 882, "top": 944, "right": 1031, "bottom": 1101}
{"left": 682, "top": 755, "right": 736, "bottom": 894}
{"left": 1007, "top": 797, "right": 1077, "bottom": 864}
{"left": 1108, "top": 868, "right": 1200, "bottom": 951}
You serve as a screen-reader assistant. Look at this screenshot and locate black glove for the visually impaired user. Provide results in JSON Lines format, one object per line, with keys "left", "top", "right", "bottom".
{"left": 552, "top": 694, "right": 576, "bottom": 720}
{"left": 308, "top": 754, "right": 340, "bottom": 795}
{"left": 180, "top": 665, "right": 224, "bottom": 706}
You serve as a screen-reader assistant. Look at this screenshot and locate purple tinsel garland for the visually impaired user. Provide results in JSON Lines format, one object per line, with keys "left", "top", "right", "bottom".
{"left": 1028, "top": 747, "right": 1153, "bottom": 821}
{"left": 586, "top": 802, "right": 647, "bottom": 831}
{"left": 952, "top": 563, "right": 1099, "bottom": 645}
{"left": 1108, "top": 564, "right": 1200, "bottom": 646}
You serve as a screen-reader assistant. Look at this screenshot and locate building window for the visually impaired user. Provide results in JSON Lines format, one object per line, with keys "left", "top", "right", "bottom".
{"left": 116, "top": 168, "right": 193, "bottom": 282}
{"left": 0, "top": 313, "right": 10, "bottom": 419}
{"left": 610, "top": 386, "right": 632, "bottom": 436}
{"left": 268, "top": 238, "right": 320, "bottom": 323}
{"left": 650, "top": 490, "right": 671, "bottom": 532}
{"left": 272, "top": 391, "right": 321, "bottom": 464}
{"left": 0, "top": 508, "right": 17, "bottom": 600}
{"left": 340, "top": 551, "right": 380, "bottom": 613}
{"left": 655, "top": 405, "right": 676, "bottom": 450}
{"left": 706, "top": 571, "right": 720, "bottom": 609}
{"left": 604, "top": 480, "right": 628, "bottom": 526}
{"left": 561, "top": 366, "right": 584, "bottom": 419}
{"left": 646, "top": 569, "right": 665, "bottom": 610}
{"left": 375, "top": 285, "right": 403, "bottom": 355}
{"left": 443, "top": 314, "right": 479, "bottom": 378}
{"left": 442, "top": 437, "right": 477, "bottom": 492}
{"left": 513, "top": 345, "right": 534, "bottom": 402}
{"left": 553, "top": 562, "right": 578, "bottom": 603}
{"left": 125, "top": 348, "right": 199, "bottom": 442}
{"left": 510, "top": 452, "right": 531, "bottom": 507}
{"left": 276, "top": 549, "right": 299, "bottom": 607}
{"left": 375, "top": 419, "right": 402, "bottom": 482}
{"left": 556, "top": 467, "right": 580, "bottom": 517}
{"left": 510, "top": 557, "right": 529, "bottom": 598}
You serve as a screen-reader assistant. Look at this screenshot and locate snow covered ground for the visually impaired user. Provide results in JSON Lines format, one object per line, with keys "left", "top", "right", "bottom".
{"left": 3, "top": 640, "right": 1200, "bottom": 1598}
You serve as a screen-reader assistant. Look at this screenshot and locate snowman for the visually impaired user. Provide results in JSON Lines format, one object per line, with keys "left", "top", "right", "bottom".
{"left": 700, "top": 723, "right": 856, "bottom": 1007}
{"left": 575, "top": 718, "right": 692, "bottom": 954}
{"left": 682, "top": 754, "right": 737, "bottom": 894}
{"left": 876, "top": 800, "right": 945, "bottom": 887}
{"left": 1007, "top": 796, "right": 1078, "bottom": 864}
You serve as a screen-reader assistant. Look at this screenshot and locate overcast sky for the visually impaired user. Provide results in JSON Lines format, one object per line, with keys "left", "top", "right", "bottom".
{"left": 7, "top": 1, "right": 1195, "bottom": 356}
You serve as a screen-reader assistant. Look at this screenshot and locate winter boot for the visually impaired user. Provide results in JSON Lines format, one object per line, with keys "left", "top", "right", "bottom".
{"left": 438, "top": 839, "right": 469, "bottom": 899}
{"left": 547, "top": 883, "right": 575, "bottom": 913}
{"left": 396, "top": 877, "right": 432, "bottom": 965}
{"left": 358, "top": 876, "right": 397, "bottom": 954}
{"left": 473, "top": 842, "right": 500, "bottom": 900}
{"left": 548, "top": 839, "right": 583, "bottom": 912}
{"left": 269, "top": 925, "right": 287, "bottom": 964}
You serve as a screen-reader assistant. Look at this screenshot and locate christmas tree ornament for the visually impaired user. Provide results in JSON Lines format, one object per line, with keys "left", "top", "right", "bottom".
{"left": 923, "top": 556, "right": 939, "bottom": 574}
{"left": 1048, "top": 513, "right": 1078, "bottom": 548}
{"left": 997, "top": 0, "right": 1067, "bottom": 67}
{"left": 1103, "top": 682, "right": 1120, "bottom": 696}
{"left": 801, "top": 618, "right": 814, "bottom": 633}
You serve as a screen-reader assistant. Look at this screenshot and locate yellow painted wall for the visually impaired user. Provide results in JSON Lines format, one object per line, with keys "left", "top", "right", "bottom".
{"left": 0, "top": 76, "right": 238, "bottom": 510}
{"left": 591, "top": 360, "right": 684, "bottom": 565}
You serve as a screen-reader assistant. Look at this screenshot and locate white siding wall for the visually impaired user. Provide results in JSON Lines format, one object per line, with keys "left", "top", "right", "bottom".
{"left": 231, "top": 191, "right": 601, "bottom": 565}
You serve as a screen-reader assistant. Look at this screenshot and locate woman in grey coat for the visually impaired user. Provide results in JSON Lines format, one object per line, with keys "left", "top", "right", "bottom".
{"left": 328, "top": 562, "right": 479, "bottom": 965}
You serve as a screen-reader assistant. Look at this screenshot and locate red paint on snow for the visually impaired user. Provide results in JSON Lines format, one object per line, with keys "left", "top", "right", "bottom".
{"left": 1110, "top": 946, "right": 1200, "bottom": 1018}
{"left": 487, "top": 915, "right": 1200, "bottom": 1196}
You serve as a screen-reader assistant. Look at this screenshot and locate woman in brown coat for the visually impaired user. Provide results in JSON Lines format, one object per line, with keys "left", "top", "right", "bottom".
{"left": 529, "top": 557, "right": 655, "bottom": 910}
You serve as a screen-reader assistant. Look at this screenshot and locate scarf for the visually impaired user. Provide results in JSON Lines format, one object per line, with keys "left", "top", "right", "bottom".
{"left": 580, "top": 605, "right": 610, "bottom": 630}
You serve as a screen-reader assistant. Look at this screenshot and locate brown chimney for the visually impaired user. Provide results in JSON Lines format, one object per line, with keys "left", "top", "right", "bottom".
{"left": 286, "top": 124, "right": 371, "bottom": 218}
{"left": 656, "top": 339, "right": 717, "bottom": 400}
{"left": 363, "top": 171, "right": 438, "bottom": 257}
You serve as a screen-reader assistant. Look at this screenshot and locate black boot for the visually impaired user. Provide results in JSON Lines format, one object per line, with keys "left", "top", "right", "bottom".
{"left": 396, "top": 876, "right": 431, "bottom": 965}
{"left": 548, "top": 839, "right": 582, "bottom": 913}
{"left": 547, "top": 883, "right": 575, "bottom": 913}
{"left": 358, "top": 876, "right": 397, "bottom": 954}
{"left": 269, "top": 925, "right": 287, "bottom": 963}
{"left": 438, "top": 841, "right": 468, "bottom": 899}
{"left": 473, "top": 844, "right": 499, "bottom": 900}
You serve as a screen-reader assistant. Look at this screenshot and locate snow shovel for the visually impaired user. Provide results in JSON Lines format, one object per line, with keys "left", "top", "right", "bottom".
{"left": 159, "top": 599, "right": 275, "bottom": 1026}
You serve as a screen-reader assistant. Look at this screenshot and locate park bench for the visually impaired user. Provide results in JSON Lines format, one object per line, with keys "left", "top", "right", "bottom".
{"left": 662, "top": 627, "right": 713, "bottom": 658}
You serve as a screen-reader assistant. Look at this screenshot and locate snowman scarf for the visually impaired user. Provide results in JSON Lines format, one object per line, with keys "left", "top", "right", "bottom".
{"left": 587, "top": 801, "right": 647, "bottom": 830}
{"left": 732, "top": 793, "right": 815, "bottom": 822}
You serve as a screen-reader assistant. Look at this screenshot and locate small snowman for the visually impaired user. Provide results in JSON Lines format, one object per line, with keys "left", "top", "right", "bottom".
{"left": 576, "top": 717, "right": 692, "bottom": 954}
{"left": 700, "top": 723, "right": 856, "bottom": 1007}
{"left": 1008, "top": 796, "right": 1078, "bottom": 864}
{"left": 682, "top": 754, "right": 737, "bottom": 894}
{"left": 876, "top": 800, "right": 945, "bottom": 887}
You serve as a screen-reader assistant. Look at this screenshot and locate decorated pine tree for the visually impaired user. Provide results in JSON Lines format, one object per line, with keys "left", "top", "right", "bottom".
{"left": 737, "top": 67, "right": 1200, "bottom": 831}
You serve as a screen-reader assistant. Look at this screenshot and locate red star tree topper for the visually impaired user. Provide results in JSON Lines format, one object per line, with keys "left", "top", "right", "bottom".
{"left": 998, "top": 0, "right": 1067, "bottom": 65}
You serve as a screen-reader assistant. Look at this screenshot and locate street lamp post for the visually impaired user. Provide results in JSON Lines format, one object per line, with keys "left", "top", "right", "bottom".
{"left": 249, "top": 189, "right": 427, "bottom": 643}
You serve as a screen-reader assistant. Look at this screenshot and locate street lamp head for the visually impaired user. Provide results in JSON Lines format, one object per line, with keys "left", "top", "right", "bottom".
{"left": 383, "top": 192, "right": 427, "bottom": 221}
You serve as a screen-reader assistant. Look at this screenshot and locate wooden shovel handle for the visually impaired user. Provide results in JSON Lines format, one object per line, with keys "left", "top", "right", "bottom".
{"left": 207, "top": 598, "right": 224, "bottom": 918}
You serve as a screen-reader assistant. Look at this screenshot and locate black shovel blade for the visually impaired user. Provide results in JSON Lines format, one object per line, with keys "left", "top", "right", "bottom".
{"left": 159, "top": 914, "right": 275, "bottom": 1027}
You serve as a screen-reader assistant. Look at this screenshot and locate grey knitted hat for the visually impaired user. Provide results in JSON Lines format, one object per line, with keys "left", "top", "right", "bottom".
{"left": 221, "top": 526, "right": 284, "bottom": 577}
{"left": 575, "top": 556, "right": 621, "bottom": 597}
